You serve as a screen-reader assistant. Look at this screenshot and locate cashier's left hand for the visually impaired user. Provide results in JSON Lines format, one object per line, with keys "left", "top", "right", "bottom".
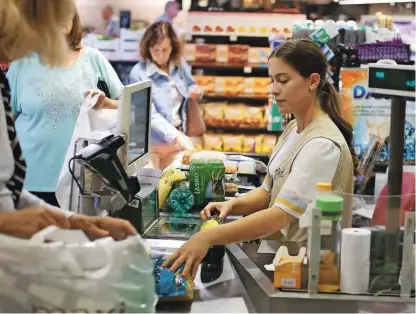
{"left": 69, "top": 215, "right": 137, "bottom": 240}
{"left": 162, "top": 232, "right": 210, "bottom": 280}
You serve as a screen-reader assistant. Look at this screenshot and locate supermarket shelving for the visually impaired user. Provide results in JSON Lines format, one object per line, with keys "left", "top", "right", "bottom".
{"left": 206, "top": 126, "right": 282, "bottom": 135}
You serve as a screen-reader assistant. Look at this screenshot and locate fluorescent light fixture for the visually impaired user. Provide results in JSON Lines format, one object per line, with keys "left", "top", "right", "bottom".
{"left": 340, "top": 0, "right": 415, "bottom": 4}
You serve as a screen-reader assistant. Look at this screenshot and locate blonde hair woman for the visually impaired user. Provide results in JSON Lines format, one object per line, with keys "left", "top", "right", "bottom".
{"left": 7, "top": 8, "right": 122, "bottom": 207}
{"left": 0, "top": 0, "right": 135, "bottom": 239}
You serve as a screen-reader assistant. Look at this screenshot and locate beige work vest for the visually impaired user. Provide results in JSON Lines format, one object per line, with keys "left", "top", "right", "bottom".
{"left": 264, "top": 114, "right": 354, "bottom": 242}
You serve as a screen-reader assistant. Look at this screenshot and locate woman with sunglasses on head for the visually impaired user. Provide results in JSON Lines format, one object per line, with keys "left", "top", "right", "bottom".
{"left": 163, "top": 39, "right": 359, "bottom": 280}
{"left": 0, "top": 0, "right": 135, "bottom": 239}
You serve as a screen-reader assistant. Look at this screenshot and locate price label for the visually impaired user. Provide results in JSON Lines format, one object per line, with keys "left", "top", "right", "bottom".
{"left": 244, "top": 66, "right": 252, "bottom": 74}
{"left": 185, "top": 33, "right": 193, "bottom": 41}
{"left": 230, "top": 35, "right": 238, "bottom": 42}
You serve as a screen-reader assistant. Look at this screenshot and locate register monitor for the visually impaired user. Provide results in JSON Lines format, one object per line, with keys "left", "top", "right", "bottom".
{"left": 118, "top": 80, "right": 152, "bottom": 176}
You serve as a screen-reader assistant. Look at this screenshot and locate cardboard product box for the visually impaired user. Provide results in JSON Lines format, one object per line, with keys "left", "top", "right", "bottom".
{"left": 228, "top": 45, "right": 249, "bottom": 64}
{"left": 216, "top": 45, "right": 229, "bottom": 64}
{"left": 274, "top": 247, "right": 306, "bottom": 290}
{"left": 184, "top": 44, "right": 196, "bottom": 62}
{"left": 195, "top": 44, "right": 217, "bottom": 63}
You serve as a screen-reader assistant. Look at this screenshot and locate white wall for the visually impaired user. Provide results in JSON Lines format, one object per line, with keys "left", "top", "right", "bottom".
{"left": 75, "top": 0, "right": 191, "bottom": 32}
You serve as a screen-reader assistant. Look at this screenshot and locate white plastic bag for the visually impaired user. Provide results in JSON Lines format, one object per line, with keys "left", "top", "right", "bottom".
{"left": 56, "top": 91, "right": 118, "bottom": 210}
{"left": 0, "top": 227, "right": 157, "bottom": 313}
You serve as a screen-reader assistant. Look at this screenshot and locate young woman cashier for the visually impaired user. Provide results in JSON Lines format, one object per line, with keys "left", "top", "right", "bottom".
{"left": 0, "top": 0, "right": 135, "bottom": 239}
{"left": 163, "top": 39, "right": 360, "bottom": 279}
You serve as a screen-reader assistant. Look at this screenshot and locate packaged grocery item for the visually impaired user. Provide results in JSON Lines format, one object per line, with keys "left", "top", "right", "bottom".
{"left": 222, "top": 134, "right": 243, "bottom": 153}
{"left": 191, "top": 137, "right": 203, "bottom": 150}
{"left": 194, "top": 76, "right": 215, "bottom": 94}
{"left": 203, "top": 133, "right": 223, "bottom": 151}
{"left": 189, "top": 160, "right": 225, "bottom": 207}
{"left": 224, "top": 104, "right": 245, "bottom": 126}
{"left": 248, "top": 47, "right": 270, "bottom": 64}
{"left": 254, "top": 134, "right": 264, "bottom": 154}
{"left": 216, "top": 45, "right": 229, "bottom": 63}
{"left": 224, "top": 160, "right": 238, "bottom": 173}
{"left": 238, "top": 161, "right": 256, "bottom": 174}
{"left": 191, "top": 151, "right": 227, "bottom": 162}
{"left": 243, "top": 78, "right": 255, "bottom": 95}
{"left": 200, "top": 217, "right": 226, "bottom": 283}
{"left": 168, "top": 181, "right": 194, "bottom": 215}
{"left": 184, "top": 44, "right": 196, "bottom": 62}
{"left": 253, "top": 78, "right": 271, "bottom": 96}
{"left": 228, "top": 45, "right": 249, "bottom": 64}
{"left": 195, "top": 44, "right": 216, "bottom": 63}
{"left": 225, "top": 183, "right": 239, "bottom": 196}
{"left": 242, "top": 106, "right": 265, "bottom": 127}
{"left": 242, "top": 135, "right": 256, "bottom": 153}
{"left": 182, "top": 150, "right": 198, "bottom": 165}
{"left": 262, "top": 134, "right": 278, "bottom": 154}
{"left": 204, "top": 102, "right": 225, "bottom": 126}
{"left": 153, "top": 258, "right": 194, "bottom": 300}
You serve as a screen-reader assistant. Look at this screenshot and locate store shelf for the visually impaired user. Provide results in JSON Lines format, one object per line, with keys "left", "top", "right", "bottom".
{"left": 187, "top": 33, "right": 270, "bottom": 47}
{"left": 206, "top": 125, "right": 282, "bottom": 135}
{"left": 203, "top": 94, "right": 269, "bottom": 103}
{"left": 190, "top": 62, "right": 268, "bottom": 70}
{"left": 191, "top": 62, "right": 268, "bottom": 77}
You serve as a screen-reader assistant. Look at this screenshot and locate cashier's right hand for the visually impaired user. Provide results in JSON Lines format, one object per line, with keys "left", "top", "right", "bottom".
{"left": 201, "top": 201, "right": 233, "bottom": 220}
{"left": 0, "top": 207, "right": 70, "bottom": 239}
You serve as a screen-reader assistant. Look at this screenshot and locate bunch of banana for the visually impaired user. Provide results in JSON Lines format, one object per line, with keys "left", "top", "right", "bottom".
{"left": 158, "top": 168, "right": 186, "bottom": 208}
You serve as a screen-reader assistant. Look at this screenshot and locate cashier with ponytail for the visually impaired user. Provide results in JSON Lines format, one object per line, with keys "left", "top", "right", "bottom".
{"left": 163, "top": 39, "right": 359, "bottom": 279}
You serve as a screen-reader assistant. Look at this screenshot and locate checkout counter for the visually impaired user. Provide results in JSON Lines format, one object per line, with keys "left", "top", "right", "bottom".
{"left": 67, "top": 75, "right": 415, "bottom": 313}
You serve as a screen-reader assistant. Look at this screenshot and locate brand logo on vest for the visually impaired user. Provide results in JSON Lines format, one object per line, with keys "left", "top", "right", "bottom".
{"left": 273, "top": 168, "right": 285, "bottom": 180}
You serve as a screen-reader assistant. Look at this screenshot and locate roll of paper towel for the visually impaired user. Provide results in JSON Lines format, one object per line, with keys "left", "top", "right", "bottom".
{"left": 341, "top": 261, "right": 370, "bottom": 294}
{"left": 340, "top": 228, "right": 372, "bottom": 294}
{"left": 341, "top": 228, "right": 371, "bottom": 263}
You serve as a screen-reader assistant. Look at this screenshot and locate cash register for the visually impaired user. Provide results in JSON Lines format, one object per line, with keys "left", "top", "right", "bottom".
{"left": 70, "top": 80, "right": 160, "bottom": 234}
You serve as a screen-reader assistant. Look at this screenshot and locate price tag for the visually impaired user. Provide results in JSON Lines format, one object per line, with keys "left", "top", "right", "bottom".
{"left": 244, "top": 66, "right": 252, "bottom": 74}
{"left": 230, "top": 35, "right": 238, "bottom": 42}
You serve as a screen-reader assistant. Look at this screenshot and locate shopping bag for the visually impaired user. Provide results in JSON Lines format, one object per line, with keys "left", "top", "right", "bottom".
{"left": 56, "top": 91, "right": 118, "bottom": 211}
{"left": 0, "top": 226, "right": 157, "bottom": 313}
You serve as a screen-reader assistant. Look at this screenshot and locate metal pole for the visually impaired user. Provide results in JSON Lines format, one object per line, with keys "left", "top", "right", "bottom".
{"left": 386, "top": 96, "right": 406, "bottom": 232}
{"left": 385, "top": 96, "right": 406, "bottom": 280}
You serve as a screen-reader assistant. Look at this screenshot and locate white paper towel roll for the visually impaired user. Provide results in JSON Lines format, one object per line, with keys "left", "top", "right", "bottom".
{"left": 341, "top": 261, "right": 370, "bottom": 294}
{"left": 341, "top": 228, "right": 371, "bottom": 263}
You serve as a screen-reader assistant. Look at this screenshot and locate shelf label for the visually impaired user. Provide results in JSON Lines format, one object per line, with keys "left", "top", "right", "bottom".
{"left": 185, "top": 33, "right": 193, "bottom": 41}
{"left": 244, "top": 66, "right": 253, "bottom": 74}
{"left": 230, "top": 35, "right": 238, "bottom": 42}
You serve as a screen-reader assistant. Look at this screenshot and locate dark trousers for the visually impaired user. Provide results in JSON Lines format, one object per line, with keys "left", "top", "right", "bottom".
{"left": 30, "top": 191, "right": 60, "bottom": 207}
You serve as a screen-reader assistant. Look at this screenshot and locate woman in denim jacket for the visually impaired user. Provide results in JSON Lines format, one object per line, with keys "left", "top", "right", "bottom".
{"left": 130, "top": 21, "right": 204, "bottom": 169}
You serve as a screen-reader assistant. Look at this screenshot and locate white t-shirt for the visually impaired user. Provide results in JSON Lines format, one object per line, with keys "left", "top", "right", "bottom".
{"left": 147, "top": 62, "right": 183, "bottom": 127}
{"left": 263, "top": 127, "right": 341, "bottom": 219}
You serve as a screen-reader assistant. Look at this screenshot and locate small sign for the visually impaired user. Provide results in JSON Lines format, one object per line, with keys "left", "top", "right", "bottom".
{"left": 230, "top": 35, "right": 238, "bottom": 42}
{"left": 244, "top": 66, "right": 252, "bottom": 74}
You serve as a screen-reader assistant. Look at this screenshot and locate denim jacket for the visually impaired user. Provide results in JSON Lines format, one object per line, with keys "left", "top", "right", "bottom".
{"left": 129, "top": 58, "right": 196, "bottom": 145}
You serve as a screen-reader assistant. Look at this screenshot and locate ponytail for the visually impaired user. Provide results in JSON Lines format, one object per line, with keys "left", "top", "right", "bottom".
{"left": 320, "top": 81, "right": 360, "bottom": 176}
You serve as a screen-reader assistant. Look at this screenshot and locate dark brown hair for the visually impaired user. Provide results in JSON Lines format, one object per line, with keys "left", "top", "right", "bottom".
{"left": 140, "top": 21, "right": 181, "bottom": 65}
{"left": 270, "top": 39, "right": 359, "bottom": 175}
{"left": 67, "top": 13, "right": 83, "bottom": 51}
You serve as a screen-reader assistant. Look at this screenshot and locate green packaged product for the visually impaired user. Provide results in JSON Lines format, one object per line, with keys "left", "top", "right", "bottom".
{"left": 189, "top": 160, "right": 225, "bottom": 207}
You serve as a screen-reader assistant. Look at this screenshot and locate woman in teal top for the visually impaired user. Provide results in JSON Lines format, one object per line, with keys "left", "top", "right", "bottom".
{"left": 7, "top": 12, "right": 123, "bottom": 207}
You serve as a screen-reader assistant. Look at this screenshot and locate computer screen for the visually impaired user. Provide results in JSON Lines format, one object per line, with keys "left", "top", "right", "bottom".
{"left": 119, "top": 81, "right": 152, "bottom": 176}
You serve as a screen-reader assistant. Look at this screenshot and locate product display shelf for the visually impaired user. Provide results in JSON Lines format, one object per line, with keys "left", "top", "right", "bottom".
{"left": 203, "top": 94, "right": 269, "bottom": 103}
{"left": 187, "top": 33, "right": 271, "bottom": 47}
{"left": 206, "top": 125, "right": 282, "bottom": 135}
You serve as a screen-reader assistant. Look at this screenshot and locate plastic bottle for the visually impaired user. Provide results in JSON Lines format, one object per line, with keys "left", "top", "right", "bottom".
{"left": 267, "top": 98, "right": 283, "bottom": 131}
{"left": 200, "top": 216, "right": 225, "bottom": 283}
{"left": 315, "top": 182, "right": 344, "bottom": 292}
